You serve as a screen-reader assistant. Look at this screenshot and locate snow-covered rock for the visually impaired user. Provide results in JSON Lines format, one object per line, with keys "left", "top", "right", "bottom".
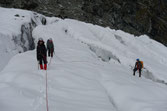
{"left": 0, "top": 7, "right": 46, "bottom": 71}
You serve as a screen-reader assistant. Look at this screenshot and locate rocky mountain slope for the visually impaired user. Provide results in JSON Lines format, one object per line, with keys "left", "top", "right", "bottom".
{"left": 0, "top": 0, "right": 167, "bottom": 45}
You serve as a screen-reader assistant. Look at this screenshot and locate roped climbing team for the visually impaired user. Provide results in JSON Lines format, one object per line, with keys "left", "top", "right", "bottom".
{"left": 36, "top": 38, "right": 144, "bottom": 78}
{"left": 36, "top": 38, "right": 54, "bottom": 70}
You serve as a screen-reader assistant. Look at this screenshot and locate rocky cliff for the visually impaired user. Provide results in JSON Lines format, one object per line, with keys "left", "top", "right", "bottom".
{"left": 0, "top": 0, "right": 167, "bottom": 45}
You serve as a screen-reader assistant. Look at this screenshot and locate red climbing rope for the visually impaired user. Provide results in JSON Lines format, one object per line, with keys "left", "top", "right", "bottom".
{"left": 45, "top": 70, "right": 49, "bottom": 111}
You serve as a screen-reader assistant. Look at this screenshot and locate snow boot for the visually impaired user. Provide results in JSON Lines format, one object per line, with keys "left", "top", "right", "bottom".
{"left": 40, "top": 64, "right": 43, "bottom": 70}
{"left": 44, "top": 64, "right": 47, "bottom": 70}
{"left": 139, "top": 72, "right": 141, "bottom": 77}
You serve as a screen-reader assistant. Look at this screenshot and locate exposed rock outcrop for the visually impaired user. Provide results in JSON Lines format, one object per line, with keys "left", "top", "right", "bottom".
{"left": 0, "top": 0, "right": 167, "bottom": 45}
{"left": 12, "top": 13, "right": 46, "bottom": 52}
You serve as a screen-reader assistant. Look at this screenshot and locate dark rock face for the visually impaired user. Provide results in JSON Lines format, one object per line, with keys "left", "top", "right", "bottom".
{"left": 1, "top": 0, "right": 167, "bottom": 45}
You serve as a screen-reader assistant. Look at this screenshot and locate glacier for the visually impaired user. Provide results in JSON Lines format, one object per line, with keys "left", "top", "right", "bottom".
{"left": 0, "top": 7, "right": 167, "bottom": 111}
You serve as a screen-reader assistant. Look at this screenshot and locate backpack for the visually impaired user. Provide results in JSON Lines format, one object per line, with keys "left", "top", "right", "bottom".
{"left": 136, "top": 61, "right": 143, "bottom": 69}
{"left": 140, "top": 61, "right": 144, "bottom": 68}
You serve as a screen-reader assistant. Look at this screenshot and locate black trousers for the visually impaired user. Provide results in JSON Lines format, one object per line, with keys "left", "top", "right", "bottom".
{"left": 39, "top": 56, "right": 47, "bottom": 65}
{"left": 48, "top": 49, "right": 53, "bottom": 57}
{"left": 133, "top": 68, "right": 142, "bottom": 77}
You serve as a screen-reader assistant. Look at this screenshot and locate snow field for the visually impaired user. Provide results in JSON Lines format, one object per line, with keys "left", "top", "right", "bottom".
{"left": 0, "top": 8, "right": 167, "bottom": 111}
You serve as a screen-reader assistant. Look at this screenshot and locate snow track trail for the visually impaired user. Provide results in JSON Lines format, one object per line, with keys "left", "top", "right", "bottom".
{"left": 45, "top": 69, "right": 49, "bottom": 111}
{"left": 42, "top": 55, "right": 117, "bottom": 111}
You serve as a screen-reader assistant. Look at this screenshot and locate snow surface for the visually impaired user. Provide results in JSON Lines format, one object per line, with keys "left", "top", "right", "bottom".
{"left": 0, "top": 8, "right": 167, "bottom": 111}
{"left": 0, "top": 7, "right": 44, "bottom": 71}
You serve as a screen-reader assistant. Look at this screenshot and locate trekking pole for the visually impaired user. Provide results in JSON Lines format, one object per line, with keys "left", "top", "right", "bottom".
{"left": 38, "top": 61, "right": 39, "bottom": 70}
{"left": 48, "top": 57, "right": 52, "bottom": 66}
{"left": 54, "top": 54, "right": 64, "bottom": 62}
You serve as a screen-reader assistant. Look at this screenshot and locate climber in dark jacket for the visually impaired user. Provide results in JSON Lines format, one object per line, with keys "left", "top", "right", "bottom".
{"left": 133, "top": 58, "right": 142, "bottom": 77}
{"left": 37, "top": 38, "right": 47, "bottom": 70}
{"left": 47, "top": 38, "right": 54, "bottom": 57}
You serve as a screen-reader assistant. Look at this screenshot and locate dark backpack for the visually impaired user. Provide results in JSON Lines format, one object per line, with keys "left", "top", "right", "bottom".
{"left": 137, "top": 61, "right": 142, "bottom": 69}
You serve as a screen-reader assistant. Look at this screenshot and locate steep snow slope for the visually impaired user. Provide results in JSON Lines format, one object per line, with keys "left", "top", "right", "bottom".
{"left": 0, "top": 7, "right": 45, "bottom": 71}
{"left": 33, "top": 19, "right": 167, "bottom": 111}
{"left": 0, "top": 17, "right": 167, "bottom": 111}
